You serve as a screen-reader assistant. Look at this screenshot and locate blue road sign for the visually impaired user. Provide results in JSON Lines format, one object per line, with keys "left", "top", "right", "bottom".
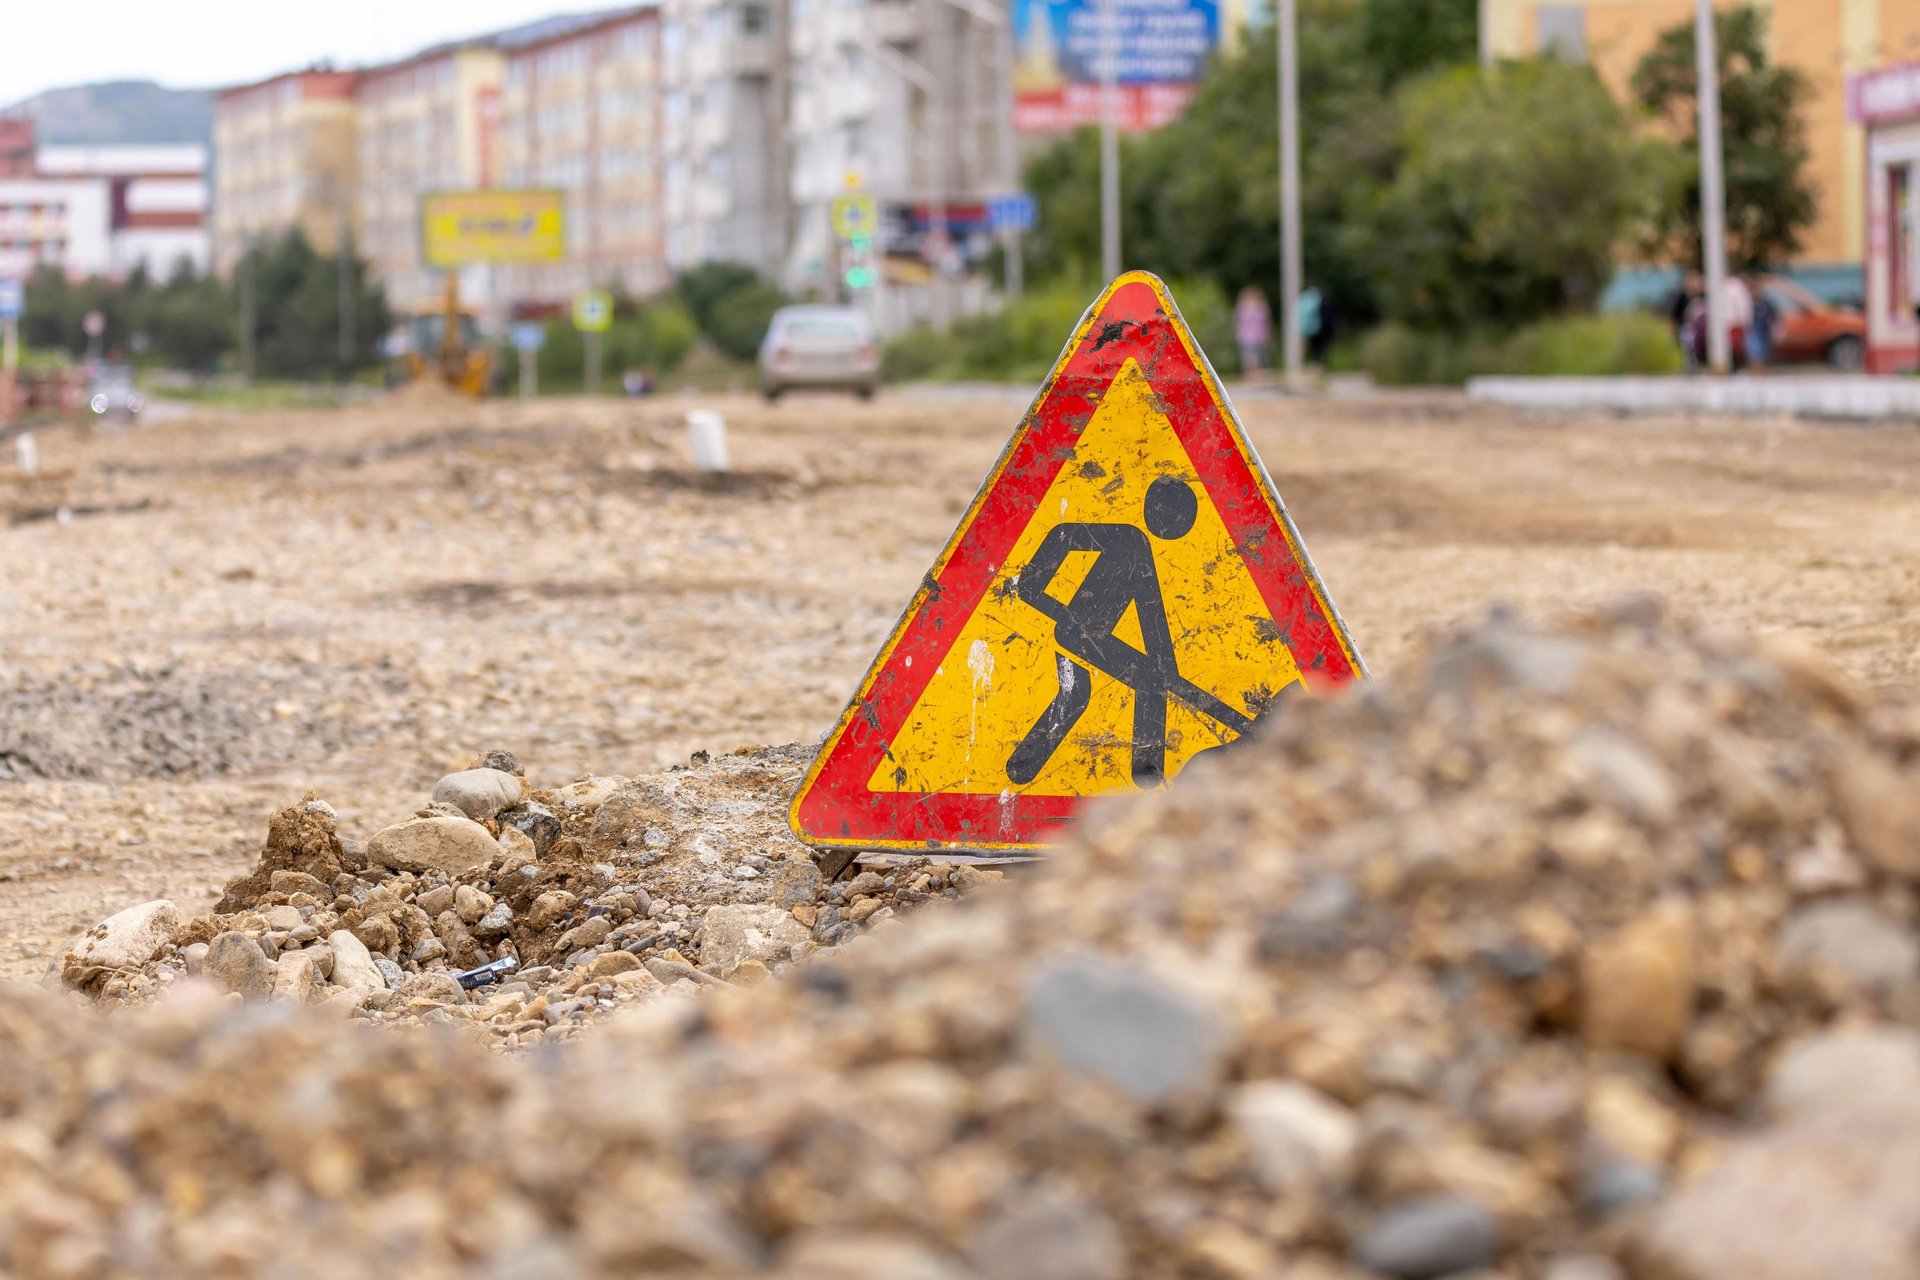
{"left": 510, "top": 321, "right": 547, "bottom": 352}
{"left": 0, "top": 278, "right": 22, "bottom": 321}
{"left": 989, "top": 193, "right": 1038, "bottom": 234}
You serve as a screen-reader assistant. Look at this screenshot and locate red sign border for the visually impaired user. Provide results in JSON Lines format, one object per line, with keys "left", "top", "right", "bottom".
{"left": 789, "top": 271, "right": 1365, "bottom": 851}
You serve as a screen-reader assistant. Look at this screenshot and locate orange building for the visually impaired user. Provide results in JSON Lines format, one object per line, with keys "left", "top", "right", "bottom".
{"left": 1487, "top": 0, "right": 1920, "bottom": 269}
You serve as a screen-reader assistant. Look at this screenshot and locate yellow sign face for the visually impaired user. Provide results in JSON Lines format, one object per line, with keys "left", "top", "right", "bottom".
{"left": 831, "top": 194, "right": 877, "bottom": 241}
{"left": 791, "top": 272, "right": 1364, "bottom": 851}
{"left": 572, "top": 289, "right": 613, "bottom": 333}
{"left": 420, "top": 189, "right": 566, "bottom": 267}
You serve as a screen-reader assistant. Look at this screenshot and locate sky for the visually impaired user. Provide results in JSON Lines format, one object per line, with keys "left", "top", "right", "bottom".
{"left": 2, "top": 1, "right": 593, "bottom": 101}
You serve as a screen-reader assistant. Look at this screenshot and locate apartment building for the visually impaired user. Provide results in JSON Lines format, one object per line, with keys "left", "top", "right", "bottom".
{"left": 37, "top": 144, "right": 210, "bottom": 277}
{"left": 212, "top": 69, "right": 358, "bottom": 274}
{"left": 784, "top": 0, "right": 1013, "bottom": 326}
{"left": 658, "top": 0, "right": 786, "bottom": 276}
{"left": 498, "top": 6, "right": 666, "bottom": 306}
{"left": 356, "top": 41, "right": 507, "bottom": 312}
{"left": 1486, "top": 0, "right": 1920, "bottom": 269}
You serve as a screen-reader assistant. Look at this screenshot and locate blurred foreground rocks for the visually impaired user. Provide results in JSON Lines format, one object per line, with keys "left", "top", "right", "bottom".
{"left": 16, "top": 602, "right": 1920, "bottom": 1277}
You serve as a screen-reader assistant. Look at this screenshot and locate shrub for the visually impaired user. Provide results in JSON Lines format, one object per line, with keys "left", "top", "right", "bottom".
{"left": 1359, "top": 312, "right": 1683, "bottom": 386}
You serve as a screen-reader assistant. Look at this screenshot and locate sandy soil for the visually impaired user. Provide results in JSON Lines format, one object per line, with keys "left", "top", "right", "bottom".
{"left": 4, "top": 384, "right": 1919, "bottom": 979}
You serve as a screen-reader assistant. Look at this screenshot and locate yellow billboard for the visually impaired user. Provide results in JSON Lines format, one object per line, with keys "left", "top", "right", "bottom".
{"left": 419, "top": 189, "right": 566, "bottom": 267}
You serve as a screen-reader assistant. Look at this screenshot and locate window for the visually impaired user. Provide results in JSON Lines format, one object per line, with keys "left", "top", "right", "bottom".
{"left": 1534, "top": 6, "right": 1587, "bottom": 60}
{"left": 740, "top": 4, "right": 769, "bottom": 34}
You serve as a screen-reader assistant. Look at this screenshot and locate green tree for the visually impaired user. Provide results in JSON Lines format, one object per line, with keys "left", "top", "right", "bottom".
{"left": 1630, "top": 5, "right": 1816, "bottom": 269}
{"left": 238, "top": 230, "right": 390, "bottom": 379}
{"left": 1021, "top": 0, "right": 1475, "bottom": 327}
{"left": 1348, "top": 59, "right": 1669, "bottom": 327}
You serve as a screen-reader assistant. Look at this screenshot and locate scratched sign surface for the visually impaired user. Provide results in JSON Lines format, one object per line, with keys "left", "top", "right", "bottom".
{"left": 790, "top": 271, "right": 1364, "bottom": 851}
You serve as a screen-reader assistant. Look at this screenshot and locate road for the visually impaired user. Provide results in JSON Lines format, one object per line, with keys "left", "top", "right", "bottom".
{"left": 4, "top": 384, "right": 1920, "bottom": 978}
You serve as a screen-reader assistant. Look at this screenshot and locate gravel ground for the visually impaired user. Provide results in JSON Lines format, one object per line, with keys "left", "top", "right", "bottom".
{"left": 5, "top": 385, "right": 1920, "bottom": 977}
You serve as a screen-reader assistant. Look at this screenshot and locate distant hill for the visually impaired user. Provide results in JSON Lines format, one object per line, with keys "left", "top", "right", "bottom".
{"left": 3, "top": 81, "right": 212, "bottom": 147}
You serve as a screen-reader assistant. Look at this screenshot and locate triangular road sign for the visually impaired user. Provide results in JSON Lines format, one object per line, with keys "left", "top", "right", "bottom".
{"left": 791, "top": 271, "right": 1365, "bottom": 852}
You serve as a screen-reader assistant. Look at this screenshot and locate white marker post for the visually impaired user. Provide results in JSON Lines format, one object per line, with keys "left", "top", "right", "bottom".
{"left": 687, "top": 410, "right": 730, "bottom": 474}
{"left": 16, "top": 431, "right": 37, "bottom": 476}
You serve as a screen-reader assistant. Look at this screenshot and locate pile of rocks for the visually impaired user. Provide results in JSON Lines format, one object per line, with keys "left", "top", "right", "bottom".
{"left": 56, "top": 745, "right": 994, "bottom": 1045}
{"left": 12, "top": 602, "right": 1920, "bottom": 1278}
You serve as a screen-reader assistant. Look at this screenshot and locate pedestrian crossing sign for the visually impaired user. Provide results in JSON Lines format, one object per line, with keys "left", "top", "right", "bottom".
{"left": 790, "top": 271, "right": 1365, "bottom": 852}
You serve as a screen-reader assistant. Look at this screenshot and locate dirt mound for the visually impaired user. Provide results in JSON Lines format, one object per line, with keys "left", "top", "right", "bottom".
{"left": 0, "top": 660, "right": 411, "bottom": 781}
{"left": 59, "top": 744, "right": 990, "bottom": 1049}
{"left": 10, "top": 603, "right": 1920, "bottom": 1277}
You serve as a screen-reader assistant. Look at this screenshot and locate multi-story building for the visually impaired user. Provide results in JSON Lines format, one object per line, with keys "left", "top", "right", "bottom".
{"left": 37, "top": 144, "right": 210, "bottom": 277}
{"left": 784, "top": 0, "right": 1013, "bottom": 328}
{"left": 658, "top": 0, "right": 786, "bottom": 277}
{"left": 1486, "top": 0, "right": 1920, "bottom": 272}
{"left": 0, "top": 119, "right": 209, "bottom": 282}
{"left": 498, "top": 6, "right": 666, "bottom": 306}
{"left": 356, "top": 40, "right": 508, "bottom": 312}
{"left": 211, "top": 68, "right": 358, "bottom": 275}
{"left": 0, "top": 178, "right": 110, "bottom": 281}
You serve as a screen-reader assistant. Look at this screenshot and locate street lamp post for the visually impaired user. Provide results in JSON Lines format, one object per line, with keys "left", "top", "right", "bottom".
{"left": 1695, "top": 0, "right": 1732, "bottom": 375}
{"left": 1099, "top": 0, "right": 1121, "bottom": 279}
{"left": 1277, "top": 0, "right": 1303, "bottom": 379}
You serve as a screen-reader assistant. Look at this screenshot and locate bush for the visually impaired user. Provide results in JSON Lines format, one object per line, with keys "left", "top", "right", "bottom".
{"left": 883, "top": 276, "right": 1236, "bottom": 384}
{"left": 535, "top": 298, "right": 700, "bottom": 391}
{"left": 673, "top": 263, "right": 790, "bottom": 361}
{"left": 1359, "top": 312, "right": 1685, "bottom": 386}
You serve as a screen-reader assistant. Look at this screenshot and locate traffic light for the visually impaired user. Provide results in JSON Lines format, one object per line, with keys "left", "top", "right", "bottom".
{"left": 844, "top": 266, "right": 874, "bottom": 289}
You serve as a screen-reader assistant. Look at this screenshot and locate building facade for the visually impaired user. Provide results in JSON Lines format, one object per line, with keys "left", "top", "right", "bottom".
{"left": 1852, "top": 59, "right": 1920, "bottom": 371}
{"left": 211, "top": 69, "right": 358, "bottom": 275}
{"left": 1486, "top": 0, "right": 1920, "bottom": 269}
{"left": 37, "top": 144, "right": 210, "bottom": 277}
{"left": 658, "top": 0, "right": 786, "bottom": 277}
{"left": 498, "top": 7, "right": 666, "bottom": 307}
{"left": 356, "top": 42, "right": 506, "bottom": 313}
{"left": 784, "top": 0, "right": 1013, "bottom": 328}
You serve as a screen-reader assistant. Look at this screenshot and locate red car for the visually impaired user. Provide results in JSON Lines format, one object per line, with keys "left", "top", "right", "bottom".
{"left": 1756, "top": 276, "right": 1866, "bottom": 370}
{"left": 1685, "top": 277, "right": 1866, "bottom": 370}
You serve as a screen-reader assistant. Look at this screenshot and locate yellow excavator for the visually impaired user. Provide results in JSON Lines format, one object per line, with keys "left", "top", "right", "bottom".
{"left": 403, "top": 275, "right": 491, "bottom": 396}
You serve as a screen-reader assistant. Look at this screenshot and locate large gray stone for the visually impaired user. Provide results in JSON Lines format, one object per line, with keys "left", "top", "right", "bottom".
{"left": 1639, "top": 1109, "right": 1920, "bottom": 1280}
{"left": 1779, "top": 900, "right": 1920, "bottom": 995}
{"left": 1353, "top": 1195, "right": 1502, "bottom": 1279}
{"left": 1022, "top": 952, "right": 1233, "bottom": 1106}
{"left": 694, "top": 903, "right": 811, "bottom": 975}
{"left": 205, "top": 930, "right": 277, "bottom": 1001}
{"left": 327, "top": 929, "right": 388, "bottom": 993}
{"left": 367, "top": 815, "right": 498, "bottom": 877}
{"left": 431, "top": 768, "right": 526, "bottom": 822}
{"left": 970, "top": 1183, "right": 1123, "bottom": 1280}
{"left": 61, "top": 899, "right": 180, "bottom": 987}
{"left": 1230, "top": 1079, "right": 1359, "bottom": 1192}
{"left": 1767, "top": 1028, "right": 1920, "bottom": 1122}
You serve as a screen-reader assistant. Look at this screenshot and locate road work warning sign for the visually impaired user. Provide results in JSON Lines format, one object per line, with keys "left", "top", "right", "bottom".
{"left": 791, "top": 271, "right": 1364, "bottom": 851}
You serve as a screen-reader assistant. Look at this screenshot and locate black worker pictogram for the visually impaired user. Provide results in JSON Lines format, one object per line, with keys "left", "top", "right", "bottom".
{"left": 1007, "top": 475, "right": 1259, "bottom": 788}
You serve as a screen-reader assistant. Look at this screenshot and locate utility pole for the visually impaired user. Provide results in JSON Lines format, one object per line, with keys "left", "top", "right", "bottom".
{"left": 1695, "top": 0, "right": 1731, "bottom": 375}
{"left": 238, "top": 240, "right": 256, "bottom": 383}
{"left": 1099, "top": 0, "right": 1121, "bottom": 280}
{"left": 1277, "top": 0, "right": 1303, "bottom": 379}
{"left": 861, "top": 32, "right": 955, "bottom": 330}
{"left": 337, "top": 210, "right": 355, "bottom": 374}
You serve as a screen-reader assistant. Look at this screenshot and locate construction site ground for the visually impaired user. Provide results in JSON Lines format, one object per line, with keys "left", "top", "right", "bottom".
{"left": 4, "top": 384, "right": 1919, "bottom": 981}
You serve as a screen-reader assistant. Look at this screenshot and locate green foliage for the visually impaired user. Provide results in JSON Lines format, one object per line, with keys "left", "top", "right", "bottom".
{"left": 1021, "top": 0, "right": 1476, "bottom": 328}
{"left": 21, "top": 256, "right": 236, "bottom": 372}
{"left": 1347, "top": 59, "right": 1670, "bottom": 329}
{"left": 536, "top": 297, "right": 700, "bottom": 390}
{"left": 238, "top": 230, "right": 390, "bottom": 380}
{"left": 672, "top": 262, "right": 789, "bottom": 360}
{"left": 1630, "top": 5, "right": 1817, "bottom": 269}
{"left": 882, "top": 276, "right": 1234, "bottom": 382}
{"left": 1359, "top": 311, "right": 1684, "bottom": 385}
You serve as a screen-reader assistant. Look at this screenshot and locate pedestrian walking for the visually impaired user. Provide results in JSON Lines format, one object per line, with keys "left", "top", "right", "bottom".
{"left": 1745, "top": 275, "right": 1775, "bottom": 374}
{"left": 1234, "top": 286, "right": 1272, "bottom": 375}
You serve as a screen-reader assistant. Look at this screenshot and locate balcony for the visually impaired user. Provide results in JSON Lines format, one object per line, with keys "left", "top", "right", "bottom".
{"left": 871, "top": 0, "right": 920, "bottom": 45}
{"left": 728, "top": 32, "right": 774, "bottom": 77}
